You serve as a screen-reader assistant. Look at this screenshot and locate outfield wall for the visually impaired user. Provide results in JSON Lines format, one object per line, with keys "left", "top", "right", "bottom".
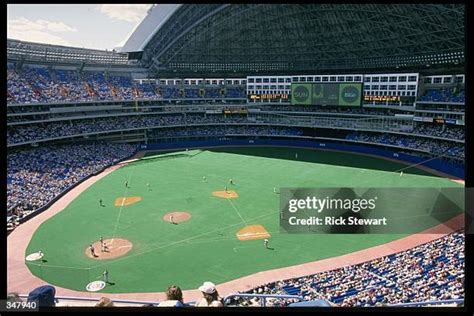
{"left": 140, "top": 138, "right": 464, "bottom": 179}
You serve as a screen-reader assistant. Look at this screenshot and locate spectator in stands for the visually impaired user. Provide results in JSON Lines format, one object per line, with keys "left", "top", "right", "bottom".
{"left": 195, "top": 281, "right": 224, "bottom": 307}
{"left": 95, "top": 297, "right": 114, "bottom": 307}
{"left": 7, "top": 292, "right": 23, "bottom": 303}
{"left": 158, "top": 285, "right": 186, "bottom": 307}
{"left": 27, "top": 285, "right": 57, "bottom": 307}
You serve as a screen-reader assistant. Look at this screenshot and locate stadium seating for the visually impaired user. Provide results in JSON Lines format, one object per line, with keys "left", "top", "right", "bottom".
{"left": 238, "top": 232, "right": 464, "bottom": 307}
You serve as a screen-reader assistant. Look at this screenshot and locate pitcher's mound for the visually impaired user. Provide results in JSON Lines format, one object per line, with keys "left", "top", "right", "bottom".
{"left": 237, "top": 225, "right": 270, "bottom": 241}
{"left": 212, "top": 190, "right": 239, "bottom": 199}
{"left": 115, "top": 196, "right": 142, "bottom": 207}
{"left": 163, "top": 211, "right": 192, "bottom": 223}
{"left": 85, "top": 238, "right": 132, "bottom": 260}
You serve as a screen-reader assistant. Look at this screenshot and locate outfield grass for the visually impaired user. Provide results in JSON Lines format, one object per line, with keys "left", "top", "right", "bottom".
{"left": 25, "top": 147, "right": 462, "bottom": 293}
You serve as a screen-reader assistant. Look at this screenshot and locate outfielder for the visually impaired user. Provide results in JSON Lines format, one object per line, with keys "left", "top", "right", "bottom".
{"left": 229, "top": 178, "right": 233, "bottom": 185}
{"left": 125, "top": 180, "right": 129, "bottom": 188}
{"left": 99, "top": 199, "right": 104, "bottom": 207}
{"left": 202, "top": 176, "right": 206, "bottom": 182}
{"left": 400, "top": 171, "right": 404, "bottom": 177}
{"left": 146, "top": 183, "right": 151, "bottom": 190}
{"left": 264, "top": 239, "right": 269, "bottom": 248}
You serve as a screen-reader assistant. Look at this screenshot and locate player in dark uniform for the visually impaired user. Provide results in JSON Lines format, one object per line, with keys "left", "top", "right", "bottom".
{"left": 90, "top": 244, "right": 97, "bottom": 257}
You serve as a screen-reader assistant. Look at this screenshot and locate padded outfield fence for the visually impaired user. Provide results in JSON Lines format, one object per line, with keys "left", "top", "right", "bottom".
{"left": 140, "top": 138, "right": 464, "bottom": 179}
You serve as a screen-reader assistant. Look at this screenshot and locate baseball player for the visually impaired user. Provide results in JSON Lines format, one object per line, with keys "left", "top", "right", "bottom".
{"left": 146, "top": 183, "right": 151, "bottom": 190}
{"left": 400, "top": 171, "right": 404, "bottom": 177}
{"left": 264, "top": 239, "right": 269, "bottom": 249}
{"left": 202, "top": 176, "right": 206, "bottom": 182}
{"left": 102, "top": 242, "right": 109, "bottom": 253}
{"left": 273, "top": 187, "right": 277, "bottom": 194}
{"left": 89, "top": 244, "right": 97, "bottom": 257}
{"left": 224, "top": 185, "right": 228, "bottom": 193}
{"left": 38, "top": 250, "right": 43, "bottom": 257}
{"left": 170, "top": 215, "right": 174, "bottom": 224}
{"left": 125, "top": 180, "right": 129, "bottom": 188}
{"left": 100, "top": 236, "right": 104, "bottom": 245}
{"left": 295, "top": 153, "right": 298, "bottom": 160}
{"left": 102, "top": 269, "right": 109, "bottom": 284}
{"left": 99, "top": 199, "right": 104, "bottom": 207}
{"left": 229, "top": 178, "right": 233, "bottom": 185}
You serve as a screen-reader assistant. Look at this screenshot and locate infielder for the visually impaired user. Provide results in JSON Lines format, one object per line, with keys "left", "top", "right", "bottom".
{"left": 224, "top": 185, "right": 228, "bottom": 193}
{"left": 102, "top": 242, "right": 109, "bottom": 253}
{"left": 89, "top": 244, "right": 97, "bottom": 257}
{"left": 102, "top": 269, "right": 109, "bottom": 284}
{"left": 264, "top": 239, "right": 269, "bottom": 248}
{"left": 170, "top": 215, "right": 175, "bottom": 224}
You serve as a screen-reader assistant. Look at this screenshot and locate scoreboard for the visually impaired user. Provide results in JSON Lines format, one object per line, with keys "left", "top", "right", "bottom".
{"left": 291, "top": 83, "right": 362, "bottom": 107}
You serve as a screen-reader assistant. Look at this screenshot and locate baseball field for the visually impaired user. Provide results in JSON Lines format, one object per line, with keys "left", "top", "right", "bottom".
{"left": 24, "top": 147, "right": 463, "bottom": 293}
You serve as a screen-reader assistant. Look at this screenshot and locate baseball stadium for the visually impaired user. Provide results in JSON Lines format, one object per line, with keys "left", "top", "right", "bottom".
{"left": 6, "top": 3, "right": 466, "bottom": 309}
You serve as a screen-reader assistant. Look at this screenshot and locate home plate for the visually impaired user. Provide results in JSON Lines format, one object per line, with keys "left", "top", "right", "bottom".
{"left": 26, "top": 252, "right": 44, "bottom": 261}
{"left": 86, "top": 281, "right": 106, "bottom": 292}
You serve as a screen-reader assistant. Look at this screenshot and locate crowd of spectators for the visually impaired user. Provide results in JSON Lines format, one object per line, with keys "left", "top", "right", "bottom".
{"left": 147, "top": 125, "right": 304, "bottom": 140}
{"left": 7, "top": 65, "right": 246, "bottom": 104}
{"left": 418, "top": 87, "right": 465, "bottom": 103}
{"left": 346, "top": 132, "right": 464, "bottom": 160}
{"left": 7, "top": 114, "right": 252, "bottom": 144}
{"left": 234, "top": 232, "right": 464, "bottom": 307}
{"left": 412, "top": 124, "right": 464, "bottom": 140}
{"left": 7, "top": 143, "right": 136, "bottom": 229}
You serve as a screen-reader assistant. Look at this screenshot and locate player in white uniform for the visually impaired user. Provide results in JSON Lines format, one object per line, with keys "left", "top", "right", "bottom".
{"left": 102, "top": 269, "right": 109, "bottom": 284}
{"left": 400, "top": 171, "right": 404, "bottom": 177}
{"left": 264, "top": 239, "right": 269, "bottom": 248}
{"left": 170, "top": 215, "right": 174, "bottom": 224}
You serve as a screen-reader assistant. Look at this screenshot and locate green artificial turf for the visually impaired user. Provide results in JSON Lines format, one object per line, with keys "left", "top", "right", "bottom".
{"left": 25, "top": 147, "right": 462, "bottom": 293}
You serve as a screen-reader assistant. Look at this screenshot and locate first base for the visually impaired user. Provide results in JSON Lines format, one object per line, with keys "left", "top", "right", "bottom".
{"left": 86, "top": 281, "right": 106, "bottom": 292}
{"left": 26, "top": 252, "right": 44, "bottom": 261}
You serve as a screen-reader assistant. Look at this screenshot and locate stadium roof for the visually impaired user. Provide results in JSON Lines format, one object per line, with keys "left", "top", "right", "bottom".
{"left": 137, "top": 4, "right": 464, "bottom": 76}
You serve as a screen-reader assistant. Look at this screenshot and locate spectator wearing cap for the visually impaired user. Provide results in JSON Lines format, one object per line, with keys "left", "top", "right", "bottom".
{"left": 195, "top": 281, "right": 224, "bottom": 307}
{"left": 158, "top": 285, "right": 186, "bottom": 307}
{"left": 27, "top": 285, "right": 57, "bottom": 307}
{"left": 95, "top": 297, "right": 114, "bottom": 307}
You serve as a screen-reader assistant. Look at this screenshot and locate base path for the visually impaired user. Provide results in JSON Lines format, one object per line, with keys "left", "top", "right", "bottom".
{"left": 163, "top": 212, "right": 192, "bottom": 223}
{"left": 85, "top": 238, "right": 133, "bottom": 260}
{"left": 212, "top": 190, "right": 239, "bottom": 199}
